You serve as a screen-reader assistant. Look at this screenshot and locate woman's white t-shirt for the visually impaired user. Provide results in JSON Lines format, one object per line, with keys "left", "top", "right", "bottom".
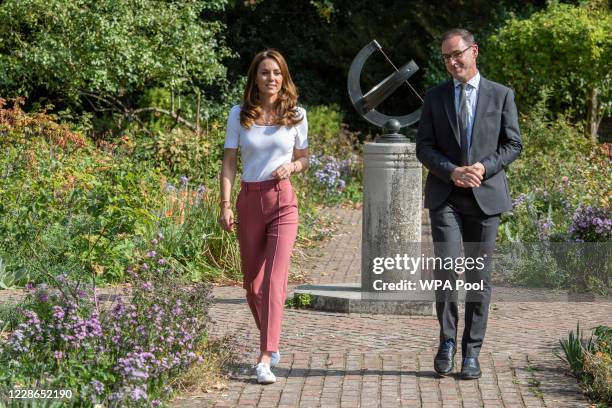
{"left": 224, "top": 105, "right": 308, "bottom": 182}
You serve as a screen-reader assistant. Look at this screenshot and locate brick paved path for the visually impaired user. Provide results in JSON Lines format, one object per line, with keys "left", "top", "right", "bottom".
{"left": 172, "top": 208, "right": 610, "bottom": 408}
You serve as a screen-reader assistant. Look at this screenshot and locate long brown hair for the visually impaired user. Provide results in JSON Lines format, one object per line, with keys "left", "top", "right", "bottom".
{"left": 240, "top": 49, "right": 302, "bottom": 129}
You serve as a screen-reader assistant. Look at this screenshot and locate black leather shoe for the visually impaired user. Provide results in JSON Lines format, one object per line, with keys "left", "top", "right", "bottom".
{"left": 434, "top": 339, "right": 456, "bottom": 376}
{"left": 460, "top": 357, "right": 481, "bottom": 379}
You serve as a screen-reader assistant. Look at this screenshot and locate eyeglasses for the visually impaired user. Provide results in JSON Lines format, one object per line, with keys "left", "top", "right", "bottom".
{"left": 441, "top": 44, "right": 474, "bottom": 62}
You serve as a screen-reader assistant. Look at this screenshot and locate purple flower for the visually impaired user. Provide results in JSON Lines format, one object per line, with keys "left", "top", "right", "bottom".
{"left": 570, "top": 204, "right": 612, "bottom": 242}
{"left": 141, "top": 263, "right": 149, "bottom": 270}
{"left": 512, "top": 194, "right": 527, "bottom": 208}
{"left": 180, "top": 176, "right": 189, "bottom": 185}
{"left": 112, "top": 302, "right": 126, "bottom": 319}
{"left": 54, "top": 351, "right": 64, "bottom": 359}
{"left": 197, "top": 185, "right": 206, "bottom": 194}
{"left": 108, "top": 391, "right": 125, "bottom": 401}
{"left": 90, "top": 380, "right": 105, "bottom": 395}
{"left": 25, "top": 282, "right": 34, "bottom": 291}
{"left": 131, "top": 370, "right": 149, "bottom": 380}
{"left": 158, "top": 258, "right": 166, "bottom": 265}
{"left": 151, "top": 238, "right": 158, "bottom": 246}
{"left": 146, "top": 251, "right": 157, "bottom": 258}
{"left": 310, "top": 155, "right": 349, "bottom": 193}
{"left": 52, "top": 306, "right": 65, "bottom": 320}
{"left": 131, "top": 386, "right": 148, "bottom": 401}
{"left": 38, "top": 292, "right": 49, "bottom": 302}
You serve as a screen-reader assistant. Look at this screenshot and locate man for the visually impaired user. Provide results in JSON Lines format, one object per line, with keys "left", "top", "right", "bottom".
{"left": 416, "top": 28, "right": 522, "bottom": 379}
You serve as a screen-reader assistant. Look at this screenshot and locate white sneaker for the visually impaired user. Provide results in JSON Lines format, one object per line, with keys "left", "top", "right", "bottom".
{"left": 255, "top": 363, "right": 276, "bottom": 384}
{"left": 270, "top": 351, "right": 280, "bottom": 368}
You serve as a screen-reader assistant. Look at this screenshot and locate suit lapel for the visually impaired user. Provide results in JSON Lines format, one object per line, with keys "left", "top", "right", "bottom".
{"left": 442, "top": 80, "right": 460, "bottom": 147}
{"left": 470, "top": 77, "right": 492, "bottom": 156}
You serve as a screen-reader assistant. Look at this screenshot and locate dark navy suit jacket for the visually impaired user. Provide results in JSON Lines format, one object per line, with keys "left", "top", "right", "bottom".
{"left": 416, "top": 76, "right": 522, "bottom": 215}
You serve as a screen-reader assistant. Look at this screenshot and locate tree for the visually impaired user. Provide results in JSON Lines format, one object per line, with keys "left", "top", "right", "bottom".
{"left": 483, "top": 1, "right": 611, "bottom": 141}
{"left": 0, "top": 0, "right": 232, "bottom": 124}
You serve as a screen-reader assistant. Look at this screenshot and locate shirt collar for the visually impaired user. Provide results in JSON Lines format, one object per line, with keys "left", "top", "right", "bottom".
{"left": 453, "top": 71, "right": 481, "bottom": 90}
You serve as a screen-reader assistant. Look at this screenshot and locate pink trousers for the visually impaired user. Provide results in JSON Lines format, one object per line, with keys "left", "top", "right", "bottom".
{"left": 236, "top": 178, "right": 298, "bottom": 352}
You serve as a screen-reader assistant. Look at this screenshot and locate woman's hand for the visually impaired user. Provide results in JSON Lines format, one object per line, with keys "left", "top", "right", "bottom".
{"left": 271, "top": 162, "right": 296, "bottom": 180}
{"left": 218, "top": 207, "right": 235, "bottom": 232}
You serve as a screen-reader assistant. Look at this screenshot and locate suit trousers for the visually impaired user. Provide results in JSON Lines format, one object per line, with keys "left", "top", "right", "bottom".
{"left": 429, "top": 188, "right": 500, "bottom": 358}
{"left": 236, "top": 178, "right": 298, "bottom": 352}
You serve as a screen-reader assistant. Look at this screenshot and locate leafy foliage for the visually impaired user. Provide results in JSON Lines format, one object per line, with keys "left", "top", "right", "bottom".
{"left": 146, "top": 179, "right": 242, "bottom": 282}
{"left": 291, "top": 105, "right": 363, "bottom": 206}
{"left": 557, "top": 324, "right": 612, "bottom": 405}
{"left": 0, "top": 98, "right": 163, "bottom": 284}
{"left": 0, "top": 0, "right": 232, "bottom": 103}
{"left": 285, "top": 293, "right": 313, "bottom": 309}
{"left": 498, "top": 97, "right": 610, "bottom": 293}
{"left": 483, "top": 1, "right": 612, "bottom": 139}
{"left": 0, "top": 98, "right": 354, "bottom": 286}
{"left": 503, "top": 95, "right": 610, "bottom": 242}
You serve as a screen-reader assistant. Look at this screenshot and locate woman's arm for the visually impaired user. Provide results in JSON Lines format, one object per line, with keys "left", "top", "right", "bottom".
{"left": 291, "top": 148, "right": 309, "bottom": 173}
{"left": 219, "top": 148, "right": 238, "bottom": 232}
{"left": 271, "top": 148, "right": 309, "bottom": 180}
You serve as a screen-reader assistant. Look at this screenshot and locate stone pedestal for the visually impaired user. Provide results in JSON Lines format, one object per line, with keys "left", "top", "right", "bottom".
{"left": 361, "top": 142, "right": 423, "bottom": 300}
{"left": 293, "top": 139, "right": 433, "bottom": 314}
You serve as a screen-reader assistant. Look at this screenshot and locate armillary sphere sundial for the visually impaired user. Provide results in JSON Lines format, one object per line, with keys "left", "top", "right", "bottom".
{"left": 348, "top": 40, "right": 423, "bottom": 142}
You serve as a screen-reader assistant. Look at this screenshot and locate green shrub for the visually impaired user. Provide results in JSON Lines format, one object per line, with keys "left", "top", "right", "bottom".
{"left": 0, "top": 99, "right": 163, "bottom": 284}
{"left": 0, "top": 98, "right": 358, "bottom": 287}
{"left": 502, "top": 96, "right": 610, "bottom": 244}
{"left": 285, "top": 293, "right": 313, "bottom": 309}
{"left": 558, "top": 324, "right": 612, "bottom": 405}
{"left": 141, "top": 128, "right": 213, "bottom": 180}
{"left": 0, "top": 145, "right": 162, "bottom": 283}
{"left": 142, "top": 178, "right": 241, "bottom": 282}
{"left": 505, "top": 245, "right": 567, "bottom": 288}
{"left": 308, "top": 104, "right": 348, "bottom": 156}
{"left": 508, "top": 96, "right": 608, "bottom": 207}
{"left": 483, "top": 1, "right": 611, "bottom": 141}
{"left": 278, "top": 103, "right": 362, "bottom": 207}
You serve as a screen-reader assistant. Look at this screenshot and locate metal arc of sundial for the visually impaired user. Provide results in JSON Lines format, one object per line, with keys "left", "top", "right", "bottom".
{"left": 348, "top": 40, "right": 422, "bottom": 128}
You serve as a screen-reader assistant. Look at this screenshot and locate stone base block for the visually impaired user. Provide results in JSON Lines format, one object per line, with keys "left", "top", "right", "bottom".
{"left": 293, "top": 283, "right": 434, "bottom": 316}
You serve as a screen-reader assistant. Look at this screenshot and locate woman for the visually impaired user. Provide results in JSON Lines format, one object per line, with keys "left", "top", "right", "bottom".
{"left": 218, "top": 50, "right": 309, "bottom": 384}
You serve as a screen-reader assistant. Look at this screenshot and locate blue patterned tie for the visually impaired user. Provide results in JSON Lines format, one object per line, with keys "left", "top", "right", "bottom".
{"left": 459, "top": 83, "right": 470, "bottom": 166}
